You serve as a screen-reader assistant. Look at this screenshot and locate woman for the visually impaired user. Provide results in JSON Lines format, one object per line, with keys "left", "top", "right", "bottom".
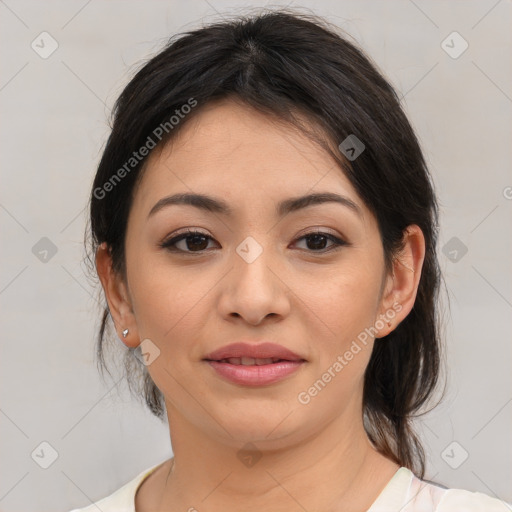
{"left": 72, "top": 9, "right": 509, "bottom": 512}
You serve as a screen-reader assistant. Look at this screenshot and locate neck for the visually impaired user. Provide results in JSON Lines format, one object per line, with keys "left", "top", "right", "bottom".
{"left": 149, "top": 401, "right": 400, "bottom": 512}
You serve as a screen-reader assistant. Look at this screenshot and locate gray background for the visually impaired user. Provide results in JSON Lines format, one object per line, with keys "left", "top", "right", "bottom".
{"left": 0, "top": 1, "right": 511, "bottom": 510}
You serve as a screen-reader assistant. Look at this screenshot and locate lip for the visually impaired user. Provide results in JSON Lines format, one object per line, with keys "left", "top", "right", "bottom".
{"left": 206, "top": 360, "right": 304, "bottom": 386}
{"left": 203, "top": 342, "right": 306, "bottom": 387}
{"left": 203, "top": 342, "right": 304, "bottom": 362}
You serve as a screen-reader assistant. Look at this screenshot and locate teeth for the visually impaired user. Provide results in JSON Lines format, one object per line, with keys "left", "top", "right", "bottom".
{"left": 254, "top": 358, "right": 276, "bottom": 366}
{"left": 221, "top": 357, "right": 281, "bottom": 365}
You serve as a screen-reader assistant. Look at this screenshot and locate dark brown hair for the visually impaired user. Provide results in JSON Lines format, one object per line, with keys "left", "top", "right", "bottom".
{"left": 84, "top": 9, "right": 446, "bottom": 478}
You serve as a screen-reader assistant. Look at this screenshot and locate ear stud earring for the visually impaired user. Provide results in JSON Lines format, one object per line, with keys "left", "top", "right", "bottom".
{"left": 122, "top": 328, "right": 129, "bottom": 338}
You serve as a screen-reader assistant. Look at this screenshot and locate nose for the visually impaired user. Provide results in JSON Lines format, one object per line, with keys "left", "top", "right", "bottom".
{"left": 217, "top": 242, "right": 291, "bottom": 326}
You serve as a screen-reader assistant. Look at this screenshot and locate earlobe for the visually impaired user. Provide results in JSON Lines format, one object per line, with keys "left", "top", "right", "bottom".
{"left": 375, "top": 225, "right": 425, "bottom": 338}
{"left": 95, "top": 242, "right": 140, "bottom": 348}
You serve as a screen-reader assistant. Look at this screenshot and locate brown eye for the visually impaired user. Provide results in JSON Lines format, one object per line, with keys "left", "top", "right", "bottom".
{"left": 160, "top": 229, "right": 347, "bottom": 255}
{"left": 294, "top": 231, "right": 347, "bottom": 253}
{"left": 160, "top": 230, "right": 217, "bottom": 253}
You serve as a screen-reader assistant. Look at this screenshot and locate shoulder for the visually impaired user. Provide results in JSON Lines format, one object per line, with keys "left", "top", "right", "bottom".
{"left": 67, "top": 461, "right": 165, "bottom": 512}
{"left": 409, "top": 473, "right": 511, "bottom": 512}
{"left": 436, "top": 486, "right": 511, "bottom": 511}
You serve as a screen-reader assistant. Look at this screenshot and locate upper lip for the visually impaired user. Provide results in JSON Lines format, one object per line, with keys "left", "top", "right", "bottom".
{"left": 204, "top": 342, "right": 305, "bottom": 361}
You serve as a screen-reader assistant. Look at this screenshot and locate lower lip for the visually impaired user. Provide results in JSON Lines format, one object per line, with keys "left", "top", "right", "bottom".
{"left": 205, "top": 360, "right": 304, "bottom": 386}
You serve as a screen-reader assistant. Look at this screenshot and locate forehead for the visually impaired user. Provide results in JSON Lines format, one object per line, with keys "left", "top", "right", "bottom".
{"left": 132, "top": 98, "right": 366, "bottom": 221}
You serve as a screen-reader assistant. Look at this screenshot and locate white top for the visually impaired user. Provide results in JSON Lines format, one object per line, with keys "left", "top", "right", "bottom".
{"left": 68, "top": 461, "right": 511, "bottom": 512}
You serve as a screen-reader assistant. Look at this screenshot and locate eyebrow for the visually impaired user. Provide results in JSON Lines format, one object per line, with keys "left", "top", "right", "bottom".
{"left": 147, "top": 192, "right": 362, "bottom": 220}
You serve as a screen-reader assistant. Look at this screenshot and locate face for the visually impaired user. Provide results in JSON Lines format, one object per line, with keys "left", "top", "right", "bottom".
{"left": 104, "top": 99, "right": 405, "bottom": 450}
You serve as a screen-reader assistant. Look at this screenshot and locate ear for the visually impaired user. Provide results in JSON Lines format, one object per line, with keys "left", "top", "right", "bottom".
{"left": 374, "top": 225, "right": 426, "bottom": 338}
{"left": 95, "top": 242, "right": 140, "bottom": 348}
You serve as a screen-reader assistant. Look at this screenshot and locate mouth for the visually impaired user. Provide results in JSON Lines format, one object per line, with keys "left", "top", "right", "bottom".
{"left": 203, "top": 341, "right": 305, "bottom": 363}
{"left": 204, "top": 358, "right": 305, "bottom": 386}
{"left": 203, "top": 350, "right": 305, "bottom": 386}
{"left": 204, "top": 357, "right": 298, "bottom": 366}
{"left": 202, "top": 342, "right": 306, "bottom": 386}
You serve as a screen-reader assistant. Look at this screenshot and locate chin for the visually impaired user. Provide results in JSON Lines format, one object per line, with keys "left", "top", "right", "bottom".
{"left": 211, "top": 405, "right": 304, "bottom": 444}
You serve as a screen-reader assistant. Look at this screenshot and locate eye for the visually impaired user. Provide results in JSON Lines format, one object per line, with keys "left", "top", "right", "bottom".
{"left": 160, "top": 229, "right": 218, "bottom": 253}
{"left": 293, "top": 230, "right": 348, "bottom": 253}
{"left": 160, "top": 229, "right": 348, "bottom": 254}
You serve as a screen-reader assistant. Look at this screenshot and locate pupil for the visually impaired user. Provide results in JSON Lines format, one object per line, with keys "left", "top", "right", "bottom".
{"left": 188, "top": 234, "right": 208, "bottom": 251}
{"left": 307, "top": 234, "right": 327, "bottom": 250}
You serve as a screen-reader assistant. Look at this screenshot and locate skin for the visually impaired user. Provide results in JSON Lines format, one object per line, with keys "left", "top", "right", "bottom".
{"left": 96, "top": 98, "right": 425, "bottom": 512}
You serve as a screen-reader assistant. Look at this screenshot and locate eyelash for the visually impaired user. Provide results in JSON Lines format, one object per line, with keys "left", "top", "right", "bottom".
{"left": 159, "top": 229, "right": 348, "bottom": 254}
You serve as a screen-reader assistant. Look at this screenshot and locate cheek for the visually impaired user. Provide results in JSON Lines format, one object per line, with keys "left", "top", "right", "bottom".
{"left": 293, "top": 264, "right": 381, "bottom": 400}
{"left": 127, "top": 257, "right": 213, "bottom": 352}
{"left": 128, "top": 264, "right": 213, "bottom": 404}
{"left": 297, "top": 264, "right": 381, "bottom": 342}
{"left": 295, "top": 273, "right": 378, "bottom": 414}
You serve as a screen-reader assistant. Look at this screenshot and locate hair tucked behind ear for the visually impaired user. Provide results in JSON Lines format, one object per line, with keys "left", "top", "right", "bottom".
{"left": 84, "top": 8, "right": 446, "bottom": 478}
